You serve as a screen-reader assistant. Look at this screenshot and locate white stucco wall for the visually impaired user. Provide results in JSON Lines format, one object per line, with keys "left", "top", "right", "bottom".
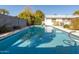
{"left": 44, "top": 18, "right": 53, "bottom": 32}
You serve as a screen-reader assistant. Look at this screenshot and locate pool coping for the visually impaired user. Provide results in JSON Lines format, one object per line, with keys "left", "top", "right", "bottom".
{"left": 0, "top": 27, "right": 28, "bottom": 40}
{"left": 53, "top": 26, "right": 79, "bottom": 42}
{"left": 0, "top": 25, "right": 43, "bottom": 40}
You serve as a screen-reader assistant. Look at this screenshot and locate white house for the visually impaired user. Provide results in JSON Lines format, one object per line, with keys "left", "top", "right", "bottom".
{"left": 44, "top": 15, "right": 79, "bottom": 26}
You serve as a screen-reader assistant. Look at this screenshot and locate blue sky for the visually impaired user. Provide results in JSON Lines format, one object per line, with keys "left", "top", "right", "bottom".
{"left": 0, "top": 5, "right": 79, "bottom": 16}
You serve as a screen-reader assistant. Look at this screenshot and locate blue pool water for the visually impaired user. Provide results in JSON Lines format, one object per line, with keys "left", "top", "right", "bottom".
{"left": 0, "top": 25, "right": 79, "bottom": 54}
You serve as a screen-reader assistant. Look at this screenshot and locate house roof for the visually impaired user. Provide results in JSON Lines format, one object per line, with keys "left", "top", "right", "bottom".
{"left": 45, "top": 15, "right": 79, "bottom": 18}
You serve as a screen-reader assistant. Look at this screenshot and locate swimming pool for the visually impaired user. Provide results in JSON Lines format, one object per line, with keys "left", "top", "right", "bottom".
{"left": 0, "top": 25, "right": 79, "bottom": 54}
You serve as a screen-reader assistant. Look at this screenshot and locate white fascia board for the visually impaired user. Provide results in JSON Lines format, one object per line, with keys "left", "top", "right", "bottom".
{"left": 45, "top": 15, "right": 79, "bottom": 18}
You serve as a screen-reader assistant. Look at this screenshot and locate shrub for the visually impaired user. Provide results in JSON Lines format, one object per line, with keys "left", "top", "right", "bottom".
{"left": 0, "top": 25, "right": 11, "bottom": 34}
{"left": 63, "top": 24, "right": 70, "bottom": 28}
{"left": 13, "top": 26, "right": 21, "bottom": 30}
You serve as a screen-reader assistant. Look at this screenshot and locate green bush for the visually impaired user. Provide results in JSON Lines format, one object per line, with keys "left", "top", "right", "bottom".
{"left": 34, "top": 16, "right": 42, "bottom": 25}
{"left": 13, "top": 26, "right": 21, "bottom": 30}
{"left": 63, "top": 24, "right": 70, "bottom": 28}
{"left": 0, "top": 25, "right": 11, "bottom": 34}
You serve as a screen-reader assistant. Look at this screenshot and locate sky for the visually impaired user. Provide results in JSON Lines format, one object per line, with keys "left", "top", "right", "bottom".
{"left": 0, "top": 5, "right": 79, "bottom": 16}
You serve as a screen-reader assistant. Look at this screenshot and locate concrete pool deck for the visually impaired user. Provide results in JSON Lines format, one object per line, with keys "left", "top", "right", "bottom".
{"left": 0, "top": 30, "right": 22, "bottom": 40}
{"left": 53, "top": 26, "right": 79, "bottom": 41}
{"left": 0, "top": 32, "right": 11, "bottom": 38}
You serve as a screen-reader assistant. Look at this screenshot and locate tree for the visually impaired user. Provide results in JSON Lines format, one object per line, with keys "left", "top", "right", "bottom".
{"left": 0, "top": 9, "right": 9, "bottom": 15}
{"left": 18, "top": 7, "right": 45, "bottom": 26}
{"left": 18, "top": 7, "right": 34, "bottom": 26}
{"left": 34, "top": 10, "right": 45, "bottom": 25}
{"left": 69, "top": 10, "right": 79, "bottom": 30}
{"left": 34, "top": 16, "right": 42, "bottom": 25}
{"left": 73, "top": 10, "right": 79, "bottom": 15}
{"left": 70, "top": 18, "right": 79, "bottom": 30}
{"left": 35, "top": 10, "right": 45, "bottom": 21}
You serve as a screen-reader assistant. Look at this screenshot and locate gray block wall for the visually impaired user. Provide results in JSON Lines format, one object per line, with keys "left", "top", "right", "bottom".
{"left": 0, "top": 14, "right": 27, "bottom": 28}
